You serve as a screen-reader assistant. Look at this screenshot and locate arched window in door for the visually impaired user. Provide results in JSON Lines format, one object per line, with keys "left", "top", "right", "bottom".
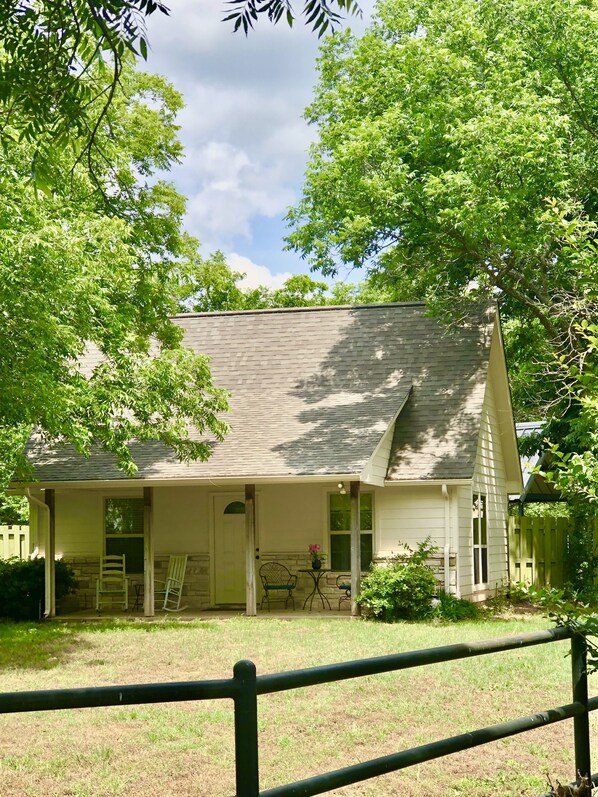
{"left": 223, "top": 501, "right": 245, "bottom": 515}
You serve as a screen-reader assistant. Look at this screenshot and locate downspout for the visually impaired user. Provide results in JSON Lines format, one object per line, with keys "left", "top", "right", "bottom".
{"left": 25, "top": 488, "right": 49, "bottom": 556}
{"left": 441, "top": 484, "right": 451, "bottom": 595}
{"left": 25, "top": 488, "right": 52, "bottom": 618}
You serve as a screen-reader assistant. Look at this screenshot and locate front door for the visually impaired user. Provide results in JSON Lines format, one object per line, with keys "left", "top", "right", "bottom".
{"left": 214, "top": 495, "right": 246, "bottom": 604}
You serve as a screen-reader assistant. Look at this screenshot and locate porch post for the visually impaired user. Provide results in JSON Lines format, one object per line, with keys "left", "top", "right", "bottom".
{"left": 245, "top": 484, "right": 257, "bottom": 617}
{"left": 350, "top": 480, "right": 361, "bottom": 617}
{"left": 44, "top": 489, "right": 56, "bottom": 619}
{"left": 143, "top": 487, "right": 154, "bottom": 617}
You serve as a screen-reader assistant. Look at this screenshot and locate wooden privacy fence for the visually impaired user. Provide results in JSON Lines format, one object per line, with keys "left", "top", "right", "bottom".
{"left": 509, "top": 516, "right": 598, "bottom": 588}
{"left": 0, "top": 525, "right": 29, "bottom": 560}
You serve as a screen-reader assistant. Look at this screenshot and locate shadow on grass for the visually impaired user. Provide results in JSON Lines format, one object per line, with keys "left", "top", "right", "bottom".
{"left": 0, "top": 619, "right": 219, "bottom": 671}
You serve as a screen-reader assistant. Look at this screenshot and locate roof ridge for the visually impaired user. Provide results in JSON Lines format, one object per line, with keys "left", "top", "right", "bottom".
{"left": 173, "top": 302, "right": 427, "bottom": 319}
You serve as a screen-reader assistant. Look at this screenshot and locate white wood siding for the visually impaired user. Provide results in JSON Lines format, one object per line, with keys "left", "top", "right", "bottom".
{"left": 457, "top": 485, "right": 474, "bottom": 597}
{"left": 53, "top": 489, "right": 136, "bottom": 558}
{"left": 374, "top": 485, "right": 448, "bottom": 556}
{"left": 49, "top": 483, "right": 459, "bottom": 565}
{"left": 255, "top": 483, "right": 324, "bottom": 552}
{"left": 361, "top": 422, "right": 395, "bottom": 486}
{"left": 49, "top": 480, "right": 473, "bottom": 605}
{"left": 153, "top": 487, "right": 208, "bottom": 554}
{"left": 462, "top": 374, "right": 509, "bottom": 600}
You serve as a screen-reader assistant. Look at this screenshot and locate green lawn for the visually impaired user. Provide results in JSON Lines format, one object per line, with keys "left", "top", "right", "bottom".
{"left": 0, "top": 615, "right": 592, "bottom": 797}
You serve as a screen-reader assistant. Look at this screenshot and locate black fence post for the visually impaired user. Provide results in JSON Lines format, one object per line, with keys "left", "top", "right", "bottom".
{"left": 571, "top": 633, "right": 591, "bottom": 781}
{"left": 233, "top": 659, "right": 259, "bottom": 797}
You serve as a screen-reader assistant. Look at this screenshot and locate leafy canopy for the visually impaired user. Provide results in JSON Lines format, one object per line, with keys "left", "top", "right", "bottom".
{"left": 289, "top": 0, "right": 597, "bottom": 324}
{"left": 288, "top": 0, "right": 598, "bottom": 499}
{"left": 0, "top": 63, "right": 230, "bottom": 486}
{"left": 179, "top": 250, "right": 391, "bottom": 312}
{"left": 0, "top": 0, "right": 360, "bottom": 183}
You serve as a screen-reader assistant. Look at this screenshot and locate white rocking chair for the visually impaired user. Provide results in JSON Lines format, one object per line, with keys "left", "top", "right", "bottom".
{"left": 155, "top": 554, "right": 188, "bottom": 612}
{"left": 96, "top": 554, "right": 128, "bottom": 612}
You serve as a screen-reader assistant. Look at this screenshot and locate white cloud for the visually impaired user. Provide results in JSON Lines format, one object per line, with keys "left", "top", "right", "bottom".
{"left": 183, "top": 142, "right": 295, "bottom": 247}
{"left": 228, "top": 253, "right": 292, "bottom": 289}
{"left": 144, "top": 0, "right": 376, "bottom": 262}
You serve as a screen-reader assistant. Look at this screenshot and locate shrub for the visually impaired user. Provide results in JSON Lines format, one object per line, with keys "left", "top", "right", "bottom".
{"left": 357, "top": 538, "right": 438, "bottom": 621}
{"left": 0, "top": 558, "right": 78, "bottom": 621}
{"left": 433, "top": 592, "right": 480, "bottom": 621}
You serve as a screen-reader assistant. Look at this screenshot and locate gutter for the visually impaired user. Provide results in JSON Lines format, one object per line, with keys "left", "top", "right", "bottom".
{"left": 25, "top": 488, "right": 49, "bottom": 563}
{"left": 25, "top": 487, "right": 48, "bottom": 515}
{"left": 441, "top": 484, "right": 452, "bottom": 596}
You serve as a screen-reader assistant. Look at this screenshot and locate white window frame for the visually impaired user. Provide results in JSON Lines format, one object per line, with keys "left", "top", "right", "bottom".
{"left": 104, "top": 497, "right": 145, "bottom": 574}
{"left": 328, "top": 491, "right": 374, "bottom": 572}
{"left": 472, "top": 493, "right": 488, "bottom": 586}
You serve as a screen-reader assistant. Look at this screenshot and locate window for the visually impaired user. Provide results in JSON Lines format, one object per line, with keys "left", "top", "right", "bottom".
{"left": 105, "top": 498, "right": 144, "bottom": 574}
{"left": 329, "top": 492, "right": 373, "bottom": 571}
{"left": 224, "top": 501, "right": 245, "bottom": 515}
{"left": 472, "top": 494, "right": 488, "bottom": 585}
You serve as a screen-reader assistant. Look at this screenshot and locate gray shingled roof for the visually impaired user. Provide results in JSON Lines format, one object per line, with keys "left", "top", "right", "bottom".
{"left": 26, "top": 303, "right": 495, "bottom": 483}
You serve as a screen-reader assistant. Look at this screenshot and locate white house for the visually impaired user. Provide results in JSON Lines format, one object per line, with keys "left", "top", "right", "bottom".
{"left": 21, "top": 302, "right": 522, "bottom": 616}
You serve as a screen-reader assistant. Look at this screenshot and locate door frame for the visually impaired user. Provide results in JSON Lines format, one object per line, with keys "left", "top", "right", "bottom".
{"left": 209, "top": 490, "right": 260, "bottom": 607}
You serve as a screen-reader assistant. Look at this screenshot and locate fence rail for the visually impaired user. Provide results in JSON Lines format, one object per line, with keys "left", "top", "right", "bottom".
{"left": 0, "top": 626, "right": 593, "bottom": 796}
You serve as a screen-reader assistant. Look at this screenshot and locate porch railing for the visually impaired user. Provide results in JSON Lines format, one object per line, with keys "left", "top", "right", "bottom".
{"left": 0, "top": 626, "right": 593, "bottom": 796}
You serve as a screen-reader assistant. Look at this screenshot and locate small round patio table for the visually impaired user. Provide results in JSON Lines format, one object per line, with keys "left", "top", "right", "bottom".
{"left": 300, "top": 569, "right": 331, "bottom": 611}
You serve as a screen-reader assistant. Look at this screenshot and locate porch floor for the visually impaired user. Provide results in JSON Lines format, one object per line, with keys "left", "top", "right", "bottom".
{"left": 53, "top": 606, "right": 354, "bottom": 622}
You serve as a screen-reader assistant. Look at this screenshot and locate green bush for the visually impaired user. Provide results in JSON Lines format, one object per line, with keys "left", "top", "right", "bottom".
{"left": 357, "top": 539, "right": 438, "bottom": 621}
{"left": 432, "top": 592, "right": 481, "bottom": 621}
{"left": 0, "top": 558, "right": 78, "bottom": 621}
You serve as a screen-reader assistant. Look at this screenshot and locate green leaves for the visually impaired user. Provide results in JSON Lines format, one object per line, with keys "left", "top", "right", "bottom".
{"left": 288, "top": 0, "right": 598, "bottom": 316}
{"left": 0, "top": 67, "right": 233, "bottom": 486}
{"left": 223, "top": 0, "right": 361, "bottom": 36}
{"left": 357, "top": 538, "right": 439, "bottom": 622}
{"left": 288, "top": 0, "right": 598, "bottom": 506}
{"left": 178, "top": 249, "right": 390, "bottom": 312}
{"left": 0, "top": 0, "right": 170, "bottom": 186}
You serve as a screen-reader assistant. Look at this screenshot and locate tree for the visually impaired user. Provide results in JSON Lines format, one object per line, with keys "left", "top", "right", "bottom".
{"left": 0, "top": 64, "right": 230, "bottom": 486}
{"left": 542, "top": 220, "right": 598, "bottom": 505}
{"left": 0, "top": 495, "right": 28, "bottom": 525}
{"left": 0, "top": 0, "right": 360, "bottom": 184}
{"left": 180, "top": 252, "right": 252, "bottom": 313}
{"left": 179, "top": 250, "right": 391, "bottom": 312}
{"left": 287, "top": 0, "right": 598, "bottom": 500}
{"left": 224, "top": 0, "right": 360, "bottom": 35}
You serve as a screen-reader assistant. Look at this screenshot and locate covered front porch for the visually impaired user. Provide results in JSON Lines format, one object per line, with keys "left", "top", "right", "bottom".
{"left": 29, "top": 478, "right": 367, "bottom": 620}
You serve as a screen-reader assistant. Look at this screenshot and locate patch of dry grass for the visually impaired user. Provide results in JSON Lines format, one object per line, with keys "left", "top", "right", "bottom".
{"left": 0, "top": 616, "right": 593, "bottom": 796}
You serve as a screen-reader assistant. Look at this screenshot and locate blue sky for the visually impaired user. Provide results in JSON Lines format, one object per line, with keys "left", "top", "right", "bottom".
{"left": 145, "top": 0, "right": 373, "bottom": 289}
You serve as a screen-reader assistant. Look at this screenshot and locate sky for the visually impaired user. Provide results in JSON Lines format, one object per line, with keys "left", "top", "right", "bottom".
{"left": 145, "top": 0, "right": 373, "bottom": 290}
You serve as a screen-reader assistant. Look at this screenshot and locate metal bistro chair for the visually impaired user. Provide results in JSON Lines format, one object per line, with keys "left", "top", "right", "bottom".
{"left": 96, "top": 554, "right": 128, "bottom": 612}
{"left": 336, "top": 574, "right": 352, "bottom": 610}
{"left": 155, "top": 554, "right": 188, "bottom": 612}
{"left": 259, "top": 562, "right": 297, "bottom": 610}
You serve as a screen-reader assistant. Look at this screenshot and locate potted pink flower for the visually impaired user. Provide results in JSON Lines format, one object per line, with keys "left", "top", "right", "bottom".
{"left": 308, "top": 544, "right": 326, "bottom": 570}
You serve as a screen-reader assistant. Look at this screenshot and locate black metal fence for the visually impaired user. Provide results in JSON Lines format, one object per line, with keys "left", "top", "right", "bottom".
{"left": 0, "top": 626, "right": 594, "bottom": 796}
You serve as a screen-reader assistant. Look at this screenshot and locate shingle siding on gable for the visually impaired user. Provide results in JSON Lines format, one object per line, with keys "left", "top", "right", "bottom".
{"left": 26, "top": 303, "right": 495, "bottom": 484}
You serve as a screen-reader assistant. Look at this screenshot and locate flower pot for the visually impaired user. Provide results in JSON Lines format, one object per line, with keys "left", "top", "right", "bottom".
{"left": 312, "top": 559, "right": 322, "bottom": 570}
